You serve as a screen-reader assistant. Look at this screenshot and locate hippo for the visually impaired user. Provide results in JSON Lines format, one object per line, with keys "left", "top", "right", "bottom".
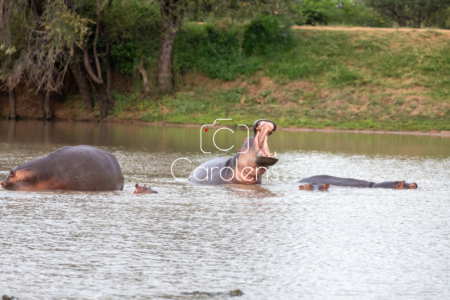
{"left": 181, "top": 290, "right": 244, "bottom": 297}
{"left": 189, "top": 119, "right": 278, "bottom": 185}
{"left": 1, "top": 145, "right": 124, "bottom": 191}
{"left": 134, "top": 183, "right": 158, "bottom": 194}
{"left": 298, "top": 175, "right": 417, "bottom": 189}
{"left": 299, "top": 183, "right": 330, "bottom": 191}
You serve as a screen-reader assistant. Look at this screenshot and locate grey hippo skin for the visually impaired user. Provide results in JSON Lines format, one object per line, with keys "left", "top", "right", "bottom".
{"left": 1, "top": 145, "right": 124, "bottom": 191}
{"left": 189, "top": 119, "right": 279, "bottom": 185}
{"left": 298, "top": 175, "right": 418, "bottom": 190}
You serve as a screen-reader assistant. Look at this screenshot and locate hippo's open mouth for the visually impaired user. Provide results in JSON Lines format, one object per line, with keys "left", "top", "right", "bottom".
{"left": 253, "top": 120, "right": 278, "bottom": 166}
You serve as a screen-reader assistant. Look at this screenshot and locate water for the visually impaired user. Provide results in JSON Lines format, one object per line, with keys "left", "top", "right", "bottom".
{"left": 1, "top": 120, "right": 449, "bottom": 299}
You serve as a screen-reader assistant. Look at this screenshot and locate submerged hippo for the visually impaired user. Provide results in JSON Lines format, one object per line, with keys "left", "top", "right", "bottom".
{"left": 189, "top": 119, "right": 279, "bottom": 185}
{"left": 181, "top": 289, "right": 243, "bottom": 297}
{"left": 298, "top": 175, "right": 417, "bottom": 189}
{"left": 134, "top": 183, "right": 158, "bottom": 194}
{"left": 1, "top": 145, "right": 124, "bottom": 191}
{"left": 299, "top": 183, "right": 330, "bottom": 191}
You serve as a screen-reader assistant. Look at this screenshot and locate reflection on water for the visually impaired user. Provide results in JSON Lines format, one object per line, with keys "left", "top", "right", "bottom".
{"left": 1, "top": 120, "right": 449, "bottom": 299}
{"left": 2, "top": 119, "right": 450, "bottom": 157}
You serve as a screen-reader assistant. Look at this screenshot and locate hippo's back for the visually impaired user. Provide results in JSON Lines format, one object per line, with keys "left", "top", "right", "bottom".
{"left": 298, "top": 175, "right": 374, "bottom": 187}
{"left": 46, "top": 145, "right": 124, "bottom": 191}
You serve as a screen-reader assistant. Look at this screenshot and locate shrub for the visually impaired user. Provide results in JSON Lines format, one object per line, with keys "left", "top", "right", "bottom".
{"left": 174, "top": 16, "right": 293, "bottom": 80}
{"left": 243, "top": 15, "right": 293, "bottom": 55}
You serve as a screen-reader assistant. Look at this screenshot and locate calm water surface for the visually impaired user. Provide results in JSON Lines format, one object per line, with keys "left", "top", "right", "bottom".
{"left": 0, "top": 120, "right": 449, "bottom": 299}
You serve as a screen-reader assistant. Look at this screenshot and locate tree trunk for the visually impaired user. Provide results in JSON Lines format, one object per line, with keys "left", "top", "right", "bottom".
{"left": 158, "top": 20, "right": 176, "bottom": 94}
{"left": 138, "top": 59, "right": 152, "bottom": 97}
{"left": 37, "top": 89, "right": 45, "bottom": 119}
{"left": 158, "top": 0, "right": 185, "bottom": 95}
{"left": 91, "top": 83, "right": 108, "bottom": 120}
{"left": 105, "top": 43, "right": 114, "bottom": 108}
{"left": 8, "top": 86, "right": 17, "bottom": 119}
{"left": 70, "top": 61, "right": 94, "bottom": 111}
{"left": 44, "top": 90, "right": 52, "bottom": 119}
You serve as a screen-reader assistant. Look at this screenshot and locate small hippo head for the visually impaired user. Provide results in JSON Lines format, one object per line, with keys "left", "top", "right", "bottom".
{"left": 1, "top": 170, "right": 37, "bottom": 191}
{"left": 299, "top": 183, "right": 330, "bottom": 191}
{"left": 396, "top": 181, "right": 418, "bottom": 189}
{"left": 133, "top": 183, "right": 158, "bottom": 194}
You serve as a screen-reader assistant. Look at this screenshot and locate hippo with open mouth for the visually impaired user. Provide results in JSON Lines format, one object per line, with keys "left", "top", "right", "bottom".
{"left": 298, "top": 175, "right": 417, "bottom": 190}
{"left": 189, "top": 119, "right": 279, "bottom": 185}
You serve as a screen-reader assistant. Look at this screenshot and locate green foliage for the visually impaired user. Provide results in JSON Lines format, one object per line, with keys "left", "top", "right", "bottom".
{"left": 110, "top": 42, "right": 140, "bottom": 74}
{"left": 366, "top": 0, "right": 450, "bottom": 28}
{"left": 105, "top": 0, "right": 161, "bottom": 75}
{"left": 175, "top": 24, "right": 248, "bottom": 80}
{"left": 107, "top": 28, "right": 450, "bottom": 132}
{"left": 290, "top": 0, "right": 389, "bottom": 27}
{"left": 243, "top": 15, "right": 293, "bottom": 55}
{"left": 44, "top": 0, "right": 92, "bottom": 55}
{"left": 174, "top": 18, "right": 293, "bottom": 80}
{"left": 427, "top": 7, "right": 450, "bottom": 28}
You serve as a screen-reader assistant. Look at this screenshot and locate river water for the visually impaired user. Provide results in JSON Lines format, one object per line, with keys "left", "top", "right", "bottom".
{"left": 1, "top": 120, "right": 449, "bottom": 299}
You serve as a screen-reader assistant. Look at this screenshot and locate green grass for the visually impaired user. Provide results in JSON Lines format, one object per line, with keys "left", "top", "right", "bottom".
{"left": 109, "top": 26, "right": 450, "bottom": 132}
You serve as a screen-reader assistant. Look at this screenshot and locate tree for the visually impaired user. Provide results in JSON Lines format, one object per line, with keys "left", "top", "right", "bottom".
{"left": 0, "top": 0, "right": 91, "bottom": 119}
{"left": 78, "top": 0, "right": 116, "bottom": 119}
{"left": 156, "top": 0, "right": 288, "bottom": 95}
{"left": 158, "top": 0, "right": 186, "bottom": 95}
{"left": 366, "top": 0, "right": 450, "bottom": 28}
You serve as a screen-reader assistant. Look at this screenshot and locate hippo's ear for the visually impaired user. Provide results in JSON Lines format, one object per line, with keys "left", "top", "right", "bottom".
{"left": 9, "top": 170, "right": 15, "bottom": 178}
{"left": 135, "top": 183, "right": 139, "bottom": 188}
{"left": 143, "top": 184, "right": 147, "bottom": 188}
{"left": 397, "top": 181, "right": 404, "bottom": 189}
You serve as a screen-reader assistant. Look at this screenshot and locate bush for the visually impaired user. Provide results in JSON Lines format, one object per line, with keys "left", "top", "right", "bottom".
{"left": 174, "top": 16, "right": 293, "bottom": 80}
{"left": 110, "top": 42, "right": 140, "bottom": 74}
{"left": 105, "top": 0, "right": 161, "bottom": 75}
{"left": 174, "top": 23, "right": 247, "bottom": 80}
{"left": 243, "top": 15, "right": 293, "bottom": 55}
{"left": 290, "top": 0, "right": 389, "bottom": 28}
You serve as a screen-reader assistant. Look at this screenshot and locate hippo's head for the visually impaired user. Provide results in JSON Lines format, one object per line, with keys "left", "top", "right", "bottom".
{"left": 1, "top": 170, "right": 37, "bottom": 191}
{"left": 133, "top": 183, "right": 158, "bottom": 194}
{"left": 396, "top": 181, "right": 418, "bottom": 189}
{"left": 233, "top": 119, "right": 278, "bottom": 183}
{"left": 299, "top": 183, "right": 330, "bottom": 191}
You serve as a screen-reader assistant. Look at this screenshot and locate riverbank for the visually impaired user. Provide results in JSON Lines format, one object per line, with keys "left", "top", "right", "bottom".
{"left": 2, "top": 26, "right": 450, "bottom": 132}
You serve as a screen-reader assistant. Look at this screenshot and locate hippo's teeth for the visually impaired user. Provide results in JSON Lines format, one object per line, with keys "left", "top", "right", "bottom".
{"left": 274, "top": 151, "right": 277, "bottom": 158}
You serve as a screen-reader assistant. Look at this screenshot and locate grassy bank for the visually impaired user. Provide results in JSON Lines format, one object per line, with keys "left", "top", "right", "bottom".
{"left": 80, "top": 26, "right": 450, "bottom": 131}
